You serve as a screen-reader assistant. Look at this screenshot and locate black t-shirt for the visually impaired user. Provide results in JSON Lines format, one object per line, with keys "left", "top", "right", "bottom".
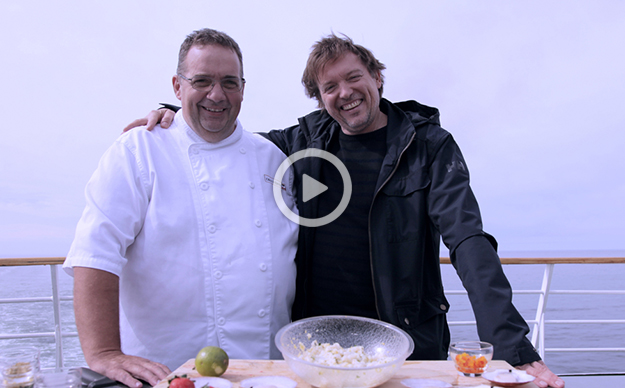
{"left": 307, "top": 127, "right": 387, "bottom": 318}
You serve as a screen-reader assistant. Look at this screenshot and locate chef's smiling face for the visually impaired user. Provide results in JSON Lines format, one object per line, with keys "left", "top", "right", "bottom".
{"left": 317, "top": 52, "right": 386, "bottom": 136}
{"left": 174, "top": 44, "right": 244, "bottom": 143}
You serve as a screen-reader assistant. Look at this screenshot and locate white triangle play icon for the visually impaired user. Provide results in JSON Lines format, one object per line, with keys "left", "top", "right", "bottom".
{"left": 302, "top": 174, "right": 328, "bottom": 203}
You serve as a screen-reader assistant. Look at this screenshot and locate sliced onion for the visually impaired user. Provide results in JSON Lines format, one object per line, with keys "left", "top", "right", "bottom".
{"left": 191, "top": 376, "right": 232, "bottom": 388}
{"left": 239, "top": 376, "right": 297, "bottom": 388}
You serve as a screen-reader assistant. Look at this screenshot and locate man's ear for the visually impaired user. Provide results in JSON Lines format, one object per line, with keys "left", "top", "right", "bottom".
{"left": 173, "top": 75, "right": 182, "bottom": 100}
{"left": 374, "top": 70, "right": 382, "bottom": 89}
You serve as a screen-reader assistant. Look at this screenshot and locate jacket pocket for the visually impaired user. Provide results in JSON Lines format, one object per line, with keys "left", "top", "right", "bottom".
{"left": 396, "top": 296, "right": 449, "bottom": 328}
{"left": 395, "top": 296, "right": 450, "bottom": 360}
{"left": 381, "top": 170, "right": 430, "bottom": 197}
{"left": 380, "top": 171, "right": 430, "bottom": 243}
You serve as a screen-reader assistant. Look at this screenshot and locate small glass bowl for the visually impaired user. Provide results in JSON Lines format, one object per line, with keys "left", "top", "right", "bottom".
{"left": 1, "top": 347, "right": 41, "bottom": 388}
{"left": 449, "top": 341, "right": 493, "bottom": 376}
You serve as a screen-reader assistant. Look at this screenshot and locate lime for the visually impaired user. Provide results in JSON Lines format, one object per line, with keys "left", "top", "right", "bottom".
{"left": 195, "top": 346, "right": 229, "bottom": 376}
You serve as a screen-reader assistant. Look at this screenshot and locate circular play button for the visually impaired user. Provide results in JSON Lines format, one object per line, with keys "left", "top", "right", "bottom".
{"left": 272, "top": 148, "right": 352, "bottom": 227}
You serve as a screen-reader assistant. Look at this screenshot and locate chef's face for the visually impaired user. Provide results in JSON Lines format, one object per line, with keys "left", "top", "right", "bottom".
{"left": 173, "top": 44, "right": 244, "bottom": 143}
{"left": 317, "top": 52, "right": 385, "bottom": 135}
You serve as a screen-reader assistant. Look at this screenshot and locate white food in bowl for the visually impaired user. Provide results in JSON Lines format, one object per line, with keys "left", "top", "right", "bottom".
{"left": 298, "top": 341, "right": 393, "bottom": 367}
{"left": 275, "top": 315, "right": 414, "bottom": 388}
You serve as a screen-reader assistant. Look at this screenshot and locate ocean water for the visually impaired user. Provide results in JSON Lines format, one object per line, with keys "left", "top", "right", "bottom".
{"left": 1, "top": 254, "right": 624, "bottom": 375}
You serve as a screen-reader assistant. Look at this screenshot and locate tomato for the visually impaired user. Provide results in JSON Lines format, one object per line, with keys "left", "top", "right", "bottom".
{"left": 169, "top": 377, "right": 195, "bottom": 388}
{"left": 454, "top": 352, "right": 488, "bottom": 374}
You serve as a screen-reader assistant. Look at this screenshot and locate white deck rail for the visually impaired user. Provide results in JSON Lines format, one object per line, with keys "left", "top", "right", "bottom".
{"left": 1, "top": 256, "right": 624, "bottom": 370}
{"left": 439, "top": 256, "right": 625, "bottom": 359}
{"left": 0, "top": 258, "right": 73, "bottom": 371}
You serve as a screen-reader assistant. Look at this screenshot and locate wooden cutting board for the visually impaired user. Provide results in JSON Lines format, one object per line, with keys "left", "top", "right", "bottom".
{"left": 154, "top": 359, "right": 538, "bottom": 388}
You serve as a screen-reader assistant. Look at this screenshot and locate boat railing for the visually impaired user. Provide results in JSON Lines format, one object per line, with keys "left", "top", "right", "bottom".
{"left": 1, "top": 256, "right": 624, "bottom": 370}
{"left": 440, "top": 256, "right": 625, "bottom": 359}
{"left": 0, "top": 257, "right": 71, "bottom": 371}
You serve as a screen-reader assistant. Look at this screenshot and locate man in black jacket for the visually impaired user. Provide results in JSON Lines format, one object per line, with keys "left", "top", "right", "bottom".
{"left": 130, "top": 33, "right": 564, "bottom": 388}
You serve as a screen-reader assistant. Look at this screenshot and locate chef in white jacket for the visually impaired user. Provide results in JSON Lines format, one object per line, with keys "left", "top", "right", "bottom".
{"left": 63, "top": 29, "right": 298, "bottom": 388}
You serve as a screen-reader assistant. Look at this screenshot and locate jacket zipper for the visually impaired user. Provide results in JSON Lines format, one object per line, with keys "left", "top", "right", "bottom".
{"left": 367, "top": 131, "right": 416, "bottom": 320}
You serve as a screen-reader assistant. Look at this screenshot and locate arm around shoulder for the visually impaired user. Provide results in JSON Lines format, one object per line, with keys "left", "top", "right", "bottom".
{"left": 122, "top": 104, "right": 179, "bottom": 133}
{"left": 261, "top": 123, "right": 308, "bottom": 156}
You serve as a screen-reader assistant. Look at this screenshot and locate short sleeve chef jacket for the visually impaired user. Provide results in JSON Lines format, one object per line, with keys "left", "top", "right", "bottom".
{"left": 64, "top": 111, "right": 298, "bottom": 370}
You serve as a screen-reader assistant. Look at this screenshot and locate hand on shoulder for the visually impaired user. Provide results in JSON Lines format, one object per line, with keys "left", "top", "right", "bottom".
{"left": 123, "top": 108, "right": 176, "bottom": 133}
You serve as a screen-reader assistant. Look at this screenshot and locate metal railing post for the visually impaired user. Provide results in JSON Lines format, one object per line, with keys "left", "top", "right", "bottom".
{"left": 531, "top": 263, "right": 554, "bottom": 359}
{"left": 50, "top": 264, "right": 64, "bottom": 371}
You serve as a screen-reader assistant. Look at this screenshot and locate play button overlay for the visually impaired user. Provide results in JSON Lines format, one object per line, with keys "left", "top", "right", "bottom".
{"left": 273, "top": 148, "right": 352, "bottom": 227}
{"left": 302, "top": 174, "right": 328, "bottom": 202}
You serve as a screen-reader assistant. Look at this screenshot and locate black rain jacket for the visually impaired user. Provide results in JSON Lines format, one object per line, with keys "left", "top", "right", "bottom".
{"left": 264, "top": 99, "right": 540, "bottom": 366}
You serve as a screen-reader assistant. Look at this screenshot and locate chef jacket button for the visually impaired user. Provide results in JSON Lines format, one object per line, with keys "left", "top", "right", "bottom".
{"left": 440, "top": 304, "right": 447, "bottom": 311}
{"left": 404, "top": 318, "right": 410, "bottom": 325}
{"left": 258, "top": 309, "right": 266, "bottom": 317}
{"left": 215, "top": 271, "right": 222, "bottom": 279}
{"left": 259, "top": 263, "right": 267, "bottom": 271}
{"left": 200, "top": 182, "right": 209, "bottom": 190}
{"left": 208, "top": 225, "right": 217, "bottom": 233}
{"left": 217, "top": 317, "right": 226, "bottom": 326}
{"left": 255, "top": 220, "right": 262, "bottom": 227}
{"left": 249, "top": 182, "right": 255, "bottom": 189}
{"left": 239, "top": 148, "right": 246, "bottom": 154}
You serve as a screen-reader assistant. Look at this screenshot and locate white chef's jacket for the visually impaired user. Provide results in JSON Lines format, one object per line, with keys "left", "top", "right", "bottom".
{"left": 64, "top": 111, "right": 298, "bottom": 370}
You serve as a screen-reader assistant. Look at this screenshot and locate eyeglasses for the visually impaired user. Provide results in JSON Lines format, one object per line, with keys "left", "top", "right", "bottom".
{"left": 178, "top": 74, "right": 245, "bottom": 93}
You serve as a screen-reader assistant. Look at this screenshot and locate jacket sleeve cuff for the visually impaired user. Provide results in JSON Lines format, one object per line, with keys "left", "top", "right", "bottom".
{"left": 499, "top": 342, "right": 542, "bottom": 366}
{"left": 159, "top": 103, "right": 181, "bottom": 112}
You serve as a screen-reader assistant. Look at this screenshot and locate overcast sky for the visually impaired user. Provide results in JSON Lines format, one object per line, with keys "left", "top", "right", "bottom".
{"left": 1, "top": 0, "right": 623, "bottom": 258}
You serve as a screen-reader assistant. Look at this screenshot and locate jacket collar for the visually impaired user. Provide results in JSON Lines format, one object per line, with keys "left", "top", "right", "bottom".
{"left": 295, "top": 98, "right": 441, "bottom": 190}
{"left": 296, "top": 98, "right": 440, "bottom": 145}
